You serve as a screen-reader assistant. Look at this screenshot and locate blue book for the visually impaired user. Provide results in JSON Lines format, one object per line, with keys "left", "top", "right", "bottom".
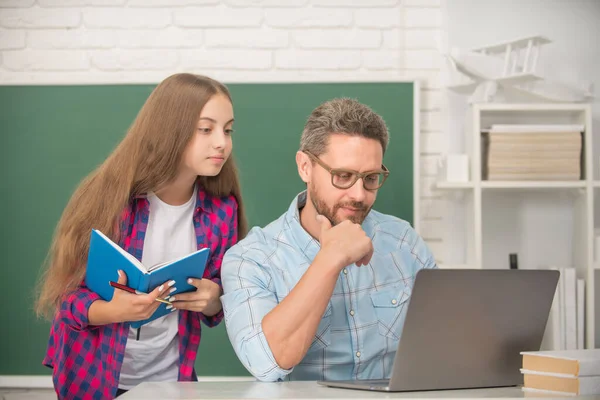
{"left": 85, "top": 229, "right": 210, "bottom": 328}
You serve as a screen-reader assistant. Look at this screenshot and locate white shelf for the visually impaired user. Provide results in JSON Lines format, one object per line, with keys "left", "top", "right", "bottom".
{"left": 481, "top": 181, "right": 586, "bottom": 189}
{"left": 435, "top": 102, "right": 595, "bottom": 349}
{"left": 437, "top": 263, "right": 476, "bottom": 269}
{"left": 437, "top": 181, "right": 586, "bottom": 189}
{"left": 436, "top": 181, "right": 475, "bottom": 189}
{"left": 475, "top": 102, "right": 590, "bottom": 112}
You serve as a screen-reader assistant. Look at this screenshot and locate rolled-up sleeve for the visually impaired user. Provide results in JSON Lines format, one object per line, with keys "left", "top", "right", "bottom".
{"left": 221, "top": 246, "right": 293, "bottom": 382}
{"left": 59, "top": 284, "right": 101, "bottom": 331}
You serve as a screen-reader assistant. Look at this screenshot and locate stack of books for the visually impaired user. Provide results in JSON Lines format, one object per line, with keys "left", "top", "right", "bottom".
{"left": 482, "top": 124, "right": 583, "bottom": 181}
{"left": 520, "top": 349, "right": 600, "bottom": 397}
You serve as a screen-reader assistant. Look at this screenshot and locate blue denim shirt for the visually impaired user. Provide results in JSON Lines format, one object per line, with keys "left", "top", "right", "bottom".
{"left": 221, "top": 191, "right": 437, "bottom": 382}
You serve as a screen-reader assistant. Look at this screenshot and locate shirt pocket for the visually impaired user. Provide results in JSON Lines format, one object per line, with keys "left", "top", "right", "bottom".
{"left": 308, "top": 302, "right": 333, "bottom": 352}
{"left": 370, "top": 286, "right": 410, "bottom": 340}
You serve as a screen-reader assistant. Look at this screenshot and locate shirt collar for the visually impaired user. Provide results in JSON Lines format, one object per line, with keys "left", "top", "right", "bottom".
{"left": 283, "top": 191, "right": 322, "bottom": 263}
{"left": 132, "top": 182, "right": 211, "bottom": 216}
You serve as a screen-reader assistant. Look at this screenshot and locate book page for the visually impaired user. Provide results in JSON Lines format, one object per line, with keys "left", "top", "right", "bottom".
{"left": 148, "top": 247, "right": 206, "bottom": 273}
{"left": 94, "top": 229, "right": 148, "bottom": 273}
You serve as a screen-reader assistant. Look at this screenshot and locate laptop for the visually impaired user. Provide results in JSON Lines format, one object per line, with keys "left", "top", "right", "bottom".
{"left": 317, "top": 268, "right": 559, "bottom": 392}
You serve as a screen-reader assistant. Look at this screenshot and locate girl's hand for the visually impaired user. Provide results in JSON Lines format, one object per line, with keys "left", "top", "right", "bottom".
{"left": 108, "top": 270, "right": 174, "bottom": 323}
{"left": 169, "top": 278, "right": 222, "bottom": 316}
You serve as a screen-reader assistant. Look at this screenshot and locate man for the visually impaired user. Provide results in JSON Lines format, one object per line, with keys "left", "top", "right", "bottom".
{"left": 221, "top": 98, "right": 437, "bottom": 382}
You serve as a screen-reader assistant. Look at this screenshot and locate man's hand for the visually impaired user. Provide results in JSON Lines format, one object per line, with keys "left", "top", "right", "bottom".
{"left": 317, "top": 215, "right": 374, "bottom": 270}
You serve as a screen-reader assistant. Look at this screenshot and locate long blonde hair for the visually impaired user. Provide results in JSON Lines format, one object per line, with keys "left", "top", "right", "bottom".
{"left": 36, "top": 73, "right": 248, "bottom": 318}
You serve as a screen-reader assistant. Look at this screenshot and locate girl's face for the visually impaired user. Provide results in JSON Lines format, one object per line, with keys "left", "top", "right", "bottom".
{"left": 182, "top": 93, "right": 234, "bottom": 177}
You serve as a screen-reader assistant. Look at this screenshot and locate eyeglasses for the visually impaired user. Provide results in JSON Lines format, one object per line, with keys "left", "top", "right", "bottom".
{"left": 304, "top": 151, "right": 390, "bottom": 191}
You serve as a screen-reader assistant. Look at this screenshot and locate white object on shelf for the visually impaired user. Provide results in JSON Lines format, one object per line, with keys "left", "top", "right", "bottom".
{"left": 537, "top": 266, "right": 584, "bottom": 352}
{"left": 440, "top": 154, "right": 469, "bottom": 182}
{"left": 540, "top": 265, "right": 562, "bottom": 351}
{"left": 577, "top": 278, "right": 585, "bottom": 350}
{"left": 564, "top": 268, "right": 577, "bottom": 350}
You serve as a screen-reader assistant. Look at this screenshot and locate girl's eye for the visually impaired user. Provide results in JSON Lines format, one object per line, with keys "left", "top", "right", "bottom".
{"left": 198, "top": 128, "right": 211, "bottom": 134}
{"left": 225, "top": 129, "right": 234, "bottom": 135}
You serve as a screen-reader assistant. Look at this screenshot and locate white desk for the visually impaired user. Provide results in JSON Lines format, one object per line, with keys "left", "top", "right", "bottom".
{"left": 119, "top": 381, "right": 593, "bottom": 399}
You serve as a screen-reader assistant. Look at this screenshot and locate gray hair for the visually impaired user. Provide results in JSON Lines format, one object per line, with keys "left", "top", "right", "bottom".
{"left": 299, "top": 97, "right": 389, "bottom": 156}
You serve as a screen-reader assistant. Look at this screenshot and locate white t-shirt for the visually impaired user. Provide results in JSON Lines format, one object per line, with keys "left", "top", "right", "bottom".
{"left": 119, "top": 189, "right": 197, "bottom": 390}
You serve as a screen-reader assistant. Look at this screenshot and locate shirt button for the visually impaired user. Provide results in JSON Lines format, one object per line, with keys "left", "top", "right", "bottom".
{"left": 391, "top": 299, "right": 397, "bottom": 305}
{"left": 343, "top": 269, "right": 348, "bottom": 275}
{"left": 349, "top": 310, "right": 355, "bottom": 316}
{"left": 356, "top": 351, "right": 361, "bottom": 358}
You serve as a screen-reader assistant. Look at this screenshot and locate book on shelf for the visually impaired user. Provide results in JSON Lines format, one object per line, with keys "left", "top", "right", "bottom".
{"left": 487, "top": 159, "right": 581, "bottom": 168}
{"left": 481, "top": 126, "right": 583, "bottom": 181}
{"left": 488, "top": 150, "right": 582, "bottom": 160}
{"left": 577, "top": 279, "right": 585, "bottom": 350}
{"left": 487, "top": 124, "right": 585, "bottom": 133}
{"left": 488, "top": 132, "right": 582, "bottom": 142}
{"left": 539, "top": 267, "right": 584, "bottom": 352}
{"left": 486, "top": 172, "right": 581, "bottom": 181}
{"left": 540, "top": 267, "right": 562, "bottom": 352}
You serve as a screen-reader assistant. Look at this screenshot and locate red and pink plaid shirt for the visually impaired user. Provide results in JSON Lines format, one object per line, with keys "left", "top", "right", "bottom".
{"left": 43, "top": 185, "right": 238, "bottom": 400}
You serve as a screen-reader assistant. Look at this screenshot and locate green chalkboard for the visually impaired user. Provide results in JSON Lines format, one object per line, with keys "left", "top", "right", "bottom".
{"left": 0, "top": 81, "right": 414, "bottom": 376}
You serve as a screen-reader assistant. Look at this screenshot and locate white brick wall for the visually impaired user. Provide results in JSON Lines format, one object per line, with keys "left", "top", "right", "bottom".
{"left": 0, "top": 0, "right": 446, "bottom": 260}
{"left": 264, "top": 7, "right": 352, "bottom": 28}
{"left": 0, "top": 7, "right": 81, "bottom": 28}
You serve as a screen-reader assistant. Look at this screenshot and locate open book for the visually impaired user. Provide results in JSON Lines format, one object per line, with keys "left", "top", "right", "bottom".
{"left": 85, "top": 229, "right": 210, "bottom": 328}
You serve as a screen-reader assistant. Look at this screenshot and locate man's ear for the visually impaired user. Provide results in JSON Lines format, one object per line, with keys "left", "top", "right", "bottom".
{"left": 296, "top": 151, "right": 311, "bottom": 184}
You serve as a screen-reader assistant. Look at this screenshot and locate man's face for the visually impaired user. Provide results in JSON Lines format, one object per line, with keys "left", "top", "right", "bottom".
{"left": 307, "top": 134, "right": 384, "bottom": 226}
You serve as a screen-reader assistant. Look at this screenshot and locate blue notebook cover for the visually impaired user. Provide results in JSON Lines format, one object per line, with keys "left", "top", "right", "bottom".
{"left": 85, "top": 229, "right": 210, "bottom": 328}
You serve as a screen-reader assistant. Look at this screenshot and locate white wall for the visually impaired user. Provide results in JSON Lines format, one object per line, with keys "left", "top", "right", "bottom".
{"left": 442, "top": 0, "right": 600, "bottom": 268}
{"left": 0, "top": 0, "right": 446, "bottom": 262}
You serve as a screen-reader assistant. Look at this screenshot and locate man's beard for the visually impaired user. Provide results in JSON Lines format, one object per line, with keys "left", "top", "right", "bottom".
{"left": 309, "top": 182, "right": 371, "bottom": 226}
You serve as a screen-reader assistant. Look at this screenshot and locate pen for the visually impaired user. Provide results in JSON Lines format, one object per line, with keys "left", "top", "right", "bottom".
{"left": 109, "top": 281, "right": 172, "bottom": 305}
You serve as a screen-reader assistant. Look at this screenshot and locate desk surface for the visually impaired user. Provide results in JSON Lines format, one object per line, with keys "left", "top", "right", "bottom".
{"left": 119, "top": 381, "right": 593, "bottom": 400}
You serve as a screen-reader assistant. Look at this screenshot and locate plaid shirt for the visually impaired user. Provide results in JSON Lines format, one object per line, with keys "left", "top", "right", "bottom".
{"left": 221, "top": 191, "right": 436, "bottom": 382}
{"left": 43, "top": 185, "right": 238, "bottom": 400}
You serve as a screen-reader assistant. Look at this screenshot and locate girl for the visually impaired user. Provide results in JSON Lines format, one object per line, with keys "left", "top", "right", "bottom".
{"left": 35, "top": 73, "right": 247, "bottom": 400}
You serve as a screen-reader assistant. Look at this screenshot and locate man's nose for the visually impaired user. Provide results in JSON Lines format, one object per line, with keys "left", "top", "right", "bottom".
{"left": 346, "top": 178, "right": 367, "bottom": 202}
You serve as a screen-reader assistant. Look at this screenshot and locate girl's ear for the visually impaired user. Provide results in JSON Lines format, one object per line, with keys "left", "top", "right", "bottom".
{"left": 296, "top": 151, "right": 311, "bottom": 184}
